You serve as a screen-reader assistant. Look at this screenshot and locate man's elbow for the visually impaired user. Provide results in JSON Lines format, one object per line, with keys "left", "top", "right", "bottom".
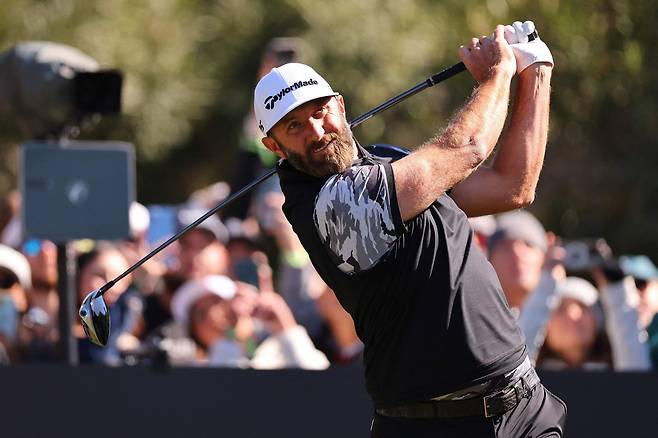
{"left": 510, "top": 189, "right": 536, "bottom": 208}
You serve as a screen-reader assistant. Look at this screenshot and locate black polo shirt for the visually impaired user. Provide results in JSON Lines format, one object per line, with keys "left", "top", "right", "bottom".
{"left": 278, "top": 144, "right": 526, "bottom": 408}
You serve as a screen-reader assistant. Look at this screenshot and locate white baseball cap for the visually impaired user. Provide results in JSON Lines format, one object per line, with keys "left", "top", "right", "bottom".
{"left": 171, "top": 275, "right": 237, "bottom": 324}
{"left": 555, "top": 277, "right": 598, "bottom": 307}
{"left": 254, "top": 63, "right": 338, "bottom": 136}
{"left": 129, "top": 202, "right": 150, "bottom": 237}
{"left": 0, "top": 243, "right": 31, "bottom": 289}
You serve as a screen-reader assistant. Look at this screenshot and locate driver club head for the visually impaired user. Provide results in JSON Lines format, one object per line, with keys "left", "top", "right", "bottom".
{"left": 79, "top": 288, "right": 110, "bottom": 347}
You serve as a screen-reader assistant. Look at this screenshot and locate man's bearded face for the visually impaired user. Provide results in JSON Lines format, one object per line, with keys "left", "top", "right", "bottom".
{"left": 268, "top": 96, "right": 356, "bottom": 178}
{"left": 278, "top": 117, "right": 355, "bottom": 178}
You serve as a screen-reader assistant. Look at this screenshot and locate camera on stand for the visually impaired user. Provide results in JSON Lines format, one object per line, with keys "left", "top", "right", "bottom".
{"left": 0, "top": 42, "right": 123, "bottom": 140}
{"left": 0, "top": 41, "right": 133, "bottom": 364}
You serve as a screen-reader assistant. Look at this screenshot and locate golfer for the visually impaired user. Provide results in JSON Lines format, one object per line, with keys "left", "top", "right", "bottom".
{"left": 255, "top": 22, "right": 565, "bottom": 437}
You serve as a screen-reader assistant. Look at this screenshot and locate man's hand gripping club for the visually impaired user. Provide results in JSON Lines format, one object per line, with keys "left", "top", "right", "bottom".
{"left": 504, "top": 20, "right": 554, "bottom": 73}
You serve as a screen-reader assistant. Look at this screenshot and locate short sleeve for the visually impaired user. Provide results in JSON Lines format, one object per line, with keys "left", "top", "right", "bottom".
{"left": 313, "top": 163, "right": 405, "bottom": 274}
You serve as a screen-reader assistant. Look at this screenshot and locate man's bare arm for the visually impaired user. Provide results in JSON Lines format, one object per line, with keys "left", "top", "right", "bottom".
{"left": 392, "top": 25, "right": 515, "bottom": 222}
{"left": 450, "top": 63, "right": 552, "bottom": 216}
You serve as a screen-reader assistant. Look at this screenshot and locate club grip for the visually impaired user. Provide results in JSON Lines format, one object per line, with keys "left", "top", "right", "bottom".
{"left": 427, "top": 62, "right": 466, "bottom": 87}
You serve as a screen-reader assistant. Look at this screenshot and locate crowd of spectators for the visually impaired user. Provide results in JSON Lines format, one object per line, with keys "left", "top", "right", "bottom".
{"left": 475, "top": 210, "right": 658, "bottom": 371}
{"left": 0, "top": 185, "right": 349, "bottom": 368}
{"left": 2, "top": 184, "right": 657, "bottom": 372}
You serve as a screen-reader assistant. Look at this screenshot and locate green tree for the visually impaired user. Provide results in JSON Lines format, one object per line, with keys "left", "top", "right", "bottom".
{"left": 0, "top": 0, "right": 656, "bottom": 258}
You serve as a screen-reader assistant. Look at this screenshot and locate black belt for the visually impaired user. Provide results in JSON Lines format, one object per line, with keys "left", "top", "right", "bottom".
{"left": 376, "top": 366, "right": 540, "bottom": 419}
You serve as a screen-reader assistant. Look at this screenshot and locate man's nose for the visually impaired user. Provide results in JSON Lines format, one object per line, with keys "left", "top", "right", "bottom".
{"left": 307, "top": 116, "right": 325, "bottom": 141}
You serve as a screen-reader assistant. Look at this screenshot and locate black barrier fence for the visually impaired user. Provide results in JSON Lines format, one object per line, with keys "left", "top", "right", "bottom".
{"left": 1, "top": 364, "right": 656, "bottom": 437}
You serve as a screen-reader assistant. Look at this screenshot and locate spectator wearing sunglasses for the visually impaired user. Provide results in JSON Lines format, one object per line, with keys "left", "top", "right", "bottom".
{"left": 584, "top": 255, "right": 654, "bottom": 371}
{"left": 614, "top": 256, "right": 658, "bottom": 368}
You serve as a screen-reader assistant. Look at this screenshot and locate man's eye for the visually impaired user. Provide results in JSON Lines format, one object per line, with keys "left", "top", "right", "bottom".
{"left": 287, "top": 121, "right": 300, "bottom": 132}
{"left": 314, "top": 106, "right": 328, "bottom": 118}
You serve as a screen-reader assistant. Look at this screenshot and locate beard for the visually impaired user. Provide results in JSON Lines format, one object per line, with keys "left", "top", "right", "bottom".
{"left": 278, "top": 119, "right": 355, "bottom": 178}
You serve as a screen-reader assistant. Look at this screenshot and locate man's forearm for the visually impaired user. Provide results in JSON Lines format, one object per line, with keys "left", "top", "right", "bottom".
{"left": 491, "top": 64, "right": 552, "bottom": 203}
{"left": 393, "top": 67, "right": 514, "bottom": 221}
{"left": 438, "top": 67, "right": 513, "bottom": 158}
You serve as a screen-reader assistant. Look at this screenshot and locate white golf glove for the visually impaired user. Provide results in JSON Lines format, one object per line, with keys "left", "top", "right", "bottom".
{"left": 504, "top": 21, "right": 554, "bottom": 73}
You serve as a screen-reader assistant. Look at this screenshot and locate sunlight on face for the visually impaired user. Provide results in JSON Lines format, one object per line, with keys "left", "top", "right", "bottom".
{"left": 269, "top": 96, "right": 356, "bottom": 178}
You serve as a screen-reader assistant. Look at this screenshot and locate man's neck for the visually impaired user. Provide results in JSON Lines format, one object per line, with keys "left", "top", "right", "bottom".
{"left": 351, "top": 137, "right": 364, "bottom": 162}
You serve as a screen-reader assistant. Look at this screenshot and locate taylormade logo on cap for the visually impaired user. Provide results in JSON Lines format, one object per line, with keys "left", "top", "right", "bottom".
{"left": 264, "top": 78, "right": 319, "bottom": 110}
{"left": 254, "top": 63, "right": 337, "bottom": 135}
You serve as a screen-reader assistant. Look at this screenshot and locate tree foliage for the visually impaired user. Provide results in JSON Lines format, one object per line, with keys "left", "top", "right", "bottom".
{"left": 0, "top": 0, "right": 656, "bottom": 256}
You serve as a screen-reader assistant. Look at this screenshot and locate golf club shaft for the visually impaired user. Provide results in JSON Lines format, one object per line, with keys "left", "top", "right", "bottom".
{"left": 97, "top": 168, "right": 277, "bottom": 294}
{"left": 349, "top": 62, "right": 465, "bottom": 128}
{"left": 97, "top": 61, "right": 467, "bottom": 296}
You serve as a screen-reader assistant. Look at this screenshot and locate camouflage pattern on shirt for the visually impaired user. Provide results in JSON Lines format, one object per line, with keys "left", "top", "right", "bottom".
{"left": 313, "top": 164, "right": 398, "bottom": 274}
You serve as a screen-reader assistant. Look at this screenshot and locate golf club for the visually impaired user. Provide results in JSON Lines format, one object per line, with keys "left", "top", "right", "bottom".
{"left": 79, "top": 61, "right": 467, "bottom": 346}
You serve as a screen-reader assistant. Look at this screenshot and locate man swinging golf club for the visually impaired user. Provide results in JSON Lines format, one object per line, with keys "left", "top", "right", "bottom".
{"left": 255, "top": 21, "right": 565, "bottom": 437}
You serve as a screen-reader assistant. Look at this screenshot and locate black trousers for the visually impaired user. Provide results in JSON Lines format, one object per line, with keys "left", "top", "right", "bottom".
{"left": 370, "top": 384, "right": 567, "bottom": 437}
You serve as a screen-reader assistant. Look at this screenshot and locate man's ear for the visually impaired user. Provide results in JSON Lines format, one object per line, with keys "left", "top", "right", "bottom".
{"left": 262, "top": 136, "right": 286, "bottom": 159}
{"left": 333, "top": 94, "right": 347, "bottom": 116}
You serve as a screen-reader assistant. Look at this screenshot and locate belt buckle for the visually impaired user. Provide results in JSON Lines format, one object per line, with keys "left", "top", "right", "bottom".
{"left": 483, "top": 394, "right": 494, "bottom": 418}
